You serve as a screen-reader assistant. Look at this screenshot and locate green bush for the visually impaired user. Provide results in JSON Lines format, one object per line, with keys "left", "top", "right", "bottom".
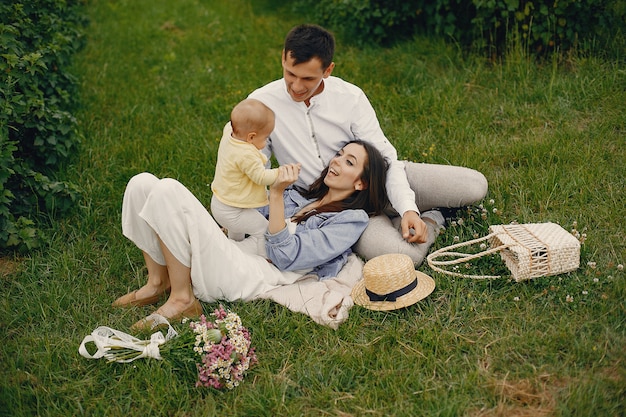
{"left": 0, "top": 0, "right": 85, "bottom": 252}
{"left": 472, "top": 0, "right": 625, "bottom": 56}
{"left": 293, "top": 0, "right": 420, "bottom": 46}
{"left": 294, "top": 0, "right": 625, "bottom": 56}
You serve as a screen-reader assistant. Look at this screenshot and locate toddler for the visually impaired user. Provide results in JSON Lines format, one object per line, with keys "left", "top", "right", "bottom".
{"left": 211, "top": 99, "right": 279, "bottom": 256}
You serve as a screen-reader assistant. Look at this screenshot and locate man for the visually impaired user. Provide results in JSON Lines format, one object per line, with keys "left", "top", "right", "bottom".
{"left": 247, "top": 24, "right": 487, "bottom": 264}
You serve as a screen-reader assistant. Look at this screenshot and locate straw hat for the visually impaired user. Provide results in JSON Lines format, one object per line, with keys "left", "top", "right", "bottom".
{"left": 352, "top": 254, "right": 435, "bottom": 311}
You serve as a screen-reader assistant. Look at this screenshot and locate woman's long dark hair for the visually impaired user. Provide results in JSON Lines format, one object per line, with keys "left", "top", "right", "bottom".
{"left": 292, "top": 140, "right": 390, "bottom": 223}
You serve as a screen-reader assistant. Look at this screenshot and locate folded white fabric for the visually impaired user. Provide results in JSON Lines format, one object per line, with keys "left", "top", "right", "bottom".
{"left": 255, "top": 254, "right": 364, "bottom": 329}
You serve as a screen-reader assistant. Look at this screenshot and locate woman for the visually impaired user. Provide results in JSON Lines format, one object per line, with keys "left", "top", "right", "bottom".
{"left": 113, "top": 140, "right": 389, "bottom": 329}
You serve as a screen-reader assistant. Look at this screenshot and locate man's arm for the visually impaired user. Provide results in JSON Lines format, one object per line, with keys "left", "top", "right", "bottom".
{"left": 350, "top": 90, "right": 428, "bottom": 242}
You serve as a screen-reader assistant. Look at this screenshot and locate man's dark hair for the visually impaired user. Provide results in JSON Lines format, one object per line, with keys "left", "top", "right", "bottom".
{"left": 283, "top": 24, "right": 335, "bottom": 69}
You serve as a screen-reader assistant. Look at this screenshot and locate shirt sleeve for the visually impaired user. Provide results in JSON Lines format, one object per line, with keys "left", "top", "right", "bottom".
{"left": 236, "top": 149, "right": 279, "bottom": 186}
{"left": 350, "top": 90, "right": 420, "bottom": 216}
{"left": 264, "top": 210, "right": 369, "bottom": 272}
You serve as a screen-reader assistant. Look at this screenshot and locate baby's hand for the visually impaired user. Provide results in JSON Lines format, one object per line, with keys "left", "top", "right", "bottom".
{"left": 271, "top": 163, "right": 301, "bottom": 190}
{"left": 284, "top": 163, "right": 301, "bottom": 175}
{"left": 278, "top": 163, "right": 301, "bottom": 180}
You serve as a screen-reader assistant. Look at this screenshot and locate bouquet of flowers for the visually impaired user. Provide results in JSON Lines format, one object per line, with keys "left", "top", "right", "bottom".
{"left": 79, "top": 305, "right": 257, "bottom": 390}
{"left": 177, "top": 306, "right": 258, "bottom": 389}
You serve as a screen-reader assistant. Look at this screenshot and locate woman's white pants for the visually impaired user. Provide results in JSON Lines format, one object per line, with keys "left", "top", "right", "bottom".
{"left": 121, "top": 173, "right": 302, "bottom": 302}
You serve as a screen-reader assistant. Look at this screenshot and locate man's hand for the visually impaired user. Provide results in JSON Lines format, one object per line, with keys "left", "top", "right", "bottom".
{"left": 401, "top": 210, "right": 428, "bottom": 243}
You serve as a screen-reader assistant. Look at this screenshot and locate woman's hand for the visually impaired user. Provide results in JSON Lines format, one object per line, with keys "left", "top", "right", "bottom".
{"left": 270, "top": 163, "right": 301, "bottom": 193}
{"left": 268, "top": 163, "right": 301, "bottom": 235}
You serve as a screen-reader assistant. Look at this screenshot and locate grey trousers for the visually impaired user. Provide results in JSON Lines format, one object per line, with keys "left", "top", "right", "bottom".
{"left": 354, "top": 161, "right": 488, "bottom": 265}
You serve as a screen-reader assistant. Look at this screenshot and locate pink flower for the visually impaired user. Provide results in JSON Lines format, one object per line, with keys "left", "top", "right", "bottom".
{"left": 189, "top": 307, "right": 258, "bottom": 389}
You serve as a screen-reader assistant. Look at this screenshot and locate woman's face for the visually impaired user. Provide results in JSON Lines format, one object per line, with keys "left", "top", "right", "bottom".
{"left": 324, "top": 142, "right": 368, "bottom": 192}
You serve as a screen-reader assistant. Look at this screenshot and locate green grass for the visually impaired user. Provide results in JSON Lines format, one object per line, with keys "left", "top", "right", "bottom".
{"left": 1, "top": 0, "right": 624, "bottom": 415}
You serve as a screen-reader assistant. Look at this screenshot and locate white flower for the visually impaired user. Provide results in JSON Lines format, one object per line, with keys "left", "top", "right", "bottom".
{"left": 582, "top": 290, "right": 588, "bottom": 295}
{"left": 453, "top": 236, "right": 460, "bottom": 242}
{"left": 593, "top": 278, "right": 599, "bottom": 283}
{"left": 513, "top": 296, "right": 520, "bottom": 301}
{"left": 480, "top": 243, "right": 487, "bottom": 250}
{"left": 489, "top": 199, "right": 495, "bottom": 205}
{"left": 587, "top": 261, "right": 597, "bottom": 269}
{"left": 566, "top": 294, "right": 574, "bottom": 303}
{"left": 618, "top": 264, "right": 624, "bottom": 271}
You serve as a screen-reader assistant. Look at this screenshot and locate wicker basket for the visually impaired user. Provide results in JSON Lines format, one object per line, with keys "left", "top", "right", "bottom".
{"left": 427, "top": 222, "right": 580, "bottom": 282}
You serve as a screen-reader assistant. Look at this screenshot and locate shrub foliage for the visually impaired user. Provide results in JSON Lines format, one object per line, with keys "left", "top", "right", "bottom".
{"left": 0, "top": 0, "right": 85, "bottom": 251}
{"left": 294, "top": 0, "right": 625, "bottom": 55}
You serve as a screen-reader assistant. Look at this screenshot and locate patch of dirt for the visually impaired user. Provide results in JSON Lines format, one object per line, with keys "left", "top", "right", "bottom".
{"left": 468, "top": 373, "right": 563, "bottom": 417}
{"left": 0, "top": 257, "right": 20, "bottom": 279}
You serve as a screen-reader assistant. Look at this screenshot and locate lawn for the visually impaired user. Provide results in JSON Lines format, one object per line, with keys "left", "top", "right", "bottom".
{"left": 1, "top": 0, "right": 624, "bottom": 416}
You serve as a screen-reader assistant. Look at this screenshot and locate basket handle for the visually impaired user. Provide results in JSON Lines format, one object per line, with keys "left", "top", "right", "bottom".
{"left": 426, "top": 232, "right": 510, "bottom": 279}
